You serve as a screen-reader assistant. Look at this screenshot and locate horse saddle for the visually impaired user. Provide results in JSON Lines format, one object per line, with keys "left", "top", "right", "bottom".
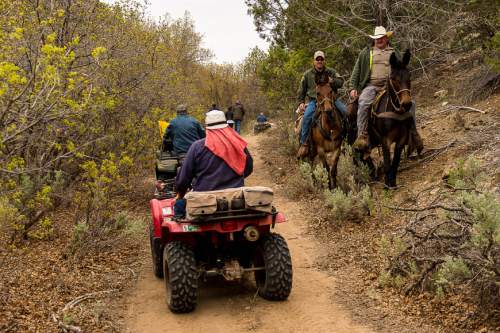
{"left": 371, "top": 90, "right": 413, "bottom": 121}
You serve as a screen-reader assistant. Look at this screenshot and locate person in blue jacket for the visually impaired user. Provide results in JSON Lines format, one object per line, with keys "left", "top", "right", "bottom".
{"left": 256, "top": 112, "right": 267, "bottom": 123}
{"left": 176, "top": 110, "right": 253, "bottom": 196}
{"left": 174, "top": 110, "right": 253, "bottom": 217}
{"left": 162, "top": 104, "right": 205, "bottom": 155}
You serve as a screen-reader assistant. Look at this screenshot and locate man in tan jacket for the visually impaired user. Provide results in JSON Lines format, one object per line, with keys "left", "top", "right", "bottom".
{"left": 350, "top": 26, "right": 423, "bottom": 153}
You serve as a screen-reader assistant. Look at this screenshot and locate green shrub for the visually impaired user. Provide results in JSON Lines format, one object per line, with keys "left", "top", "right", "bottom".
{"left": 435, "top": 257, "right": 472, "bottom": 288}
{"left": 446, "top": 157, "right": 483, "bottom": 188}
{"left": 336, "top": 146, "right": 371, "bottom": 193}
{"left": 323, "top": 185, "right": 372, "bottom": 223}
{"left": 378, "top": 271, "right": 406, "bottom": 289}
{"left": 68, "top": 212, "right": 144, "bottom": 257}
{"left": 299, "top": 161, "right": 314, "bottom": 189}
{"left": 486, "top": 29, "right": 500, "bottom": 72}
{"left": 463, "top": 192, "right": 500, "bottom": 249}
{"left": 383, "top": 158, "right": 499, "bottom": 307}
{"left": 312, "top": 164, "right": 329, "bottom": 190}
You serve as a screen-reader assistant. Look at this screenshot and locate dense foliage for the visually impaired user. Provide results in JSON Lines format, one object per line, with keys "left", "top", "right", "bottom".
{"left": 246, "top": 0, "right": 500, "bottom": 108}
{"left": 0, "top": 0, "right": 265, "bottom": 243}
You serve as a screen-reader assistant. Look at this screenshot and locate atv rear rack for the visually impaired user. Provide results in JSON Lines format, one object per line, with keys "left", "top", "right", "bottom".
{"left": 177, "top": 208, "right": 277, "bottom": 223}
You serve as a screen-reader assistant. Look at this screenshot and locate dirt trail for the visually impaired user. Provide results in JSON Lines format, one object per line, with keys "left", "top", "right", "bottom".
{"left": 123, "top": 134, "right": 373, "bottom": 333}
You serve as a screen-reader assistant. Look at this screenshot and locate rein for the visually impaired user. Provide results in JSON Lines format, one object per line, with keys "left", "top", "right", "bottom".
{"left": 316, "top": 95, "right": 333, "bottom": 108}
{"left": 388, "top": 78, "right": 411, "bottom": 113}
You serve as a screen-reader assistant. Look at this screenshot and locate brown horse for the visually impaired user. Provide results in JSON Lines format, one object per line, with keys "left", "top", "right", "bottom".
{"left": 363, "top": 49, "right": 415, "bottom": 188}
{"left": 308, "top": 71, "right": 344, "bottom": 188}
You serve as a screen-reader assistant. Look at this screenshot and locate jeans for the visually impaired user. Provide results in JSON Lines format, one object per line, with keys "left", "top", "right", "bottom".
{"left": 234, "top": 120, "right": 242, "bottom": 134}
{"left": 174, "top": 198, "right": 186, "bottom": 218}
{"left": 300, "top": 99, "right": 316, "bottom": 144}
{"left": 300, "top": 99, "right": 347, "bottom": 144}
{"left": 335, "top": 99, "right": 347, "bottom": 117}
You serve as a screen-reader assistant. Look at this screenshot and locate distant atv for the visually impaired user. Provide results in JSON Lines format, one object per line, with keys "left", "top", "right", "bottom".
{"left": 149, "top": 186, "right": 293, "bottom": 313}
{"left": 253, "top": 121, "right": 272, "bottom": 134}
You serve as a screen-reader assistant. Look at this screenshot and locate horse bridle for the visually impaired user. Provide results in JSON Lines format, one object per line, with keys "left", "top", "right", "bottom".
{"left": 388, "top": 77, "right": 411, "bottom": 112}
{"left": 316, "top": 86, "right": 334, "bottom": 111}
{"left": 317, "top": 96, "right": 334, "bottom": 109}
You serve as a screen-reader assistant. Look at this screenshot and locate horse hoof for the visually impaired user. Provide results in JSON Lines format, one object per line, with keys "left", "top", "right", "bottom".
{"left": 384, "top": 182, "right": 397, "bottom": 190}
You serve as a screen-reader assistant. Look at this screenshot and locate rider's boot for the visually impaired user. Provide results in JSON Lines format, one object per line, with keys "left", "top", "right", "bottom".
{"left": 352, "top": 106, "right": 370, "bottom": 152}
{"left": 353, "top": 132, "right": 369, "bottom": 152}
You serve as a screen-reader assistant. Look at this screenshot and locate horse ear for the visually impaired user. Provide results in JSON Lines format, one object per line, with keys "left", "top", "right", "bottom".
{"left": 314, "top": 72, "right": 321, "bottom": 85}
{"left": 314, "top": 71, "right": 328, "bottom": 85}
{"left": 402, "top": 49, "right": 411, "bottom": 67}
{"left": 390, "top": 52, "right": 398, "bottom": 67}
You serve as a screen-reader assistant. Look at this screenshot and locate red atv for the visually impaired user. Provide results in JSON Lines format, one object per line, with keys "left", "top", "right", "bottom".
{"left": 149, "top": 187, "right": 293, "bottom": 313}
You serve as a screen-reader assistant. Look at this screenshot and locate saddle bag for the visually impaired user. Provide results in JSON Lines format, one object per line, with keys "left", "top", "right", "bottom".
{"left": 185, "top": 192, "right": 218, "bottom": 219}
{"left": 184, "top": 186, "right": 274, "bottom": 220}
{"left": 242, "top": 186, "right": 274, "bottom": 213}
{"left": 185, "top": 188, "right": 244, "bottom": 219}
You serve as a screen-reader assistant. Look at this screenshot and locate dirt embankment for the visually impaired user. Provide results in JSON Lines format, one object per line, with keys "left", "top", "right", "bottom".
{"left": 257, "top": 90, "right": 499, "bottom": 333}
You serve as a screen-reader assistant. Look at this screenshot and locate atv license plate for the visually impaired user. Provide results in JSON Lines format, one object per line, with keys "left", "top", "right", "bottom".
{"left": 182, "top": 224, "right": 201, "bottom": 232}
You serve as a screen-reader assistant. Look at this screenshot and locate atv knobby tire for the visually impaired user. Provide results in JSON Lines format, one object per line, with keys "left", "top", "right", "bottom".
{"left": 149, "top": 222, "right": 163, "bottom": 278}
{"left": 163, "top": 241, "right": 198, "bottom": 313}
{"left": 254, "top": 233, "right": 293, "bottom": 300}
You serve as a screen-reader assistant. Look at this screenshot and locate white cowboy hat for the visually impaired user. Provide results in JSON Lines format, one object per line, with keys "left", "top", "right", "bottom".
{"left": 205, "top": 110, "right": 228, "bottom": 129}
{"left": 369, "top": 26, "right": 393, "bottom": 39}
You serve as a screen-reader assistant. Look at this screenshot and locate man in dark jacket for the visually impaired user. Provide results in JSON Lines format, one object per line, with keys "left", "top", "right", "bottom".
{"left": 350, "top": 26, "right": 423, "bottom": 153}
{"left": 230, "top": 100, "right": 245, "bottom": 134}
{"left": 225, "top": 106, "right": 234, "bottom": 121}
{"left": 162, "top": 104, "right": 205, "bottom": 155}
{"left": 297, "top": 50, "right": 346, "bottom": 158}
{"left": 176, "top": 110, "right": 253, "bottom": 197}
{"left": 256, "top": 112, "right": 267, "bottom": 123}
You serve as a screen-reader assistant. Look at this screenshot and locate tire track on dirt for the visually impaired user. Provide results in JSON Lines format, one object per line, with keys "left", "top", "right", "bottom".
{"left": 123, "top": 134, "right": 373, "bottom": 333}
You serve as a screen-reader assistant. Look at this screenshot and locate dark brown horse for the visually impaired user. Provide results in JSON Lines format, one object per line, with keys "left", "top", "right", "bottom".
{"left": 364, "top": 49, "right": 415, "bottom": 188}
{"left": 308, "top": 71, "right": 344, "bottom": 188}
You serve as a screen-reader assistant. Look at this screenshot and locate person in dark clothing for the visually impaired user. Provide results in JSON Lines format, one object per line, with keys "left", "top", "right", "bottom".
{"left": 230, "top": 100, "right": 245, "bottom": 134}
{"left": 209, "top": 103, "right": 217, "bottom": 111}
{"left": 176, "top": 110, "right": 253, "bottom": 197}
{"left": 225, "top": 106, "right": 234, "bottom": 121}
{"left": 162, "top": 104, "right": 205, "bottom": 154}
{"left": 256, "top": 112, "right": 267, "bottom": 123}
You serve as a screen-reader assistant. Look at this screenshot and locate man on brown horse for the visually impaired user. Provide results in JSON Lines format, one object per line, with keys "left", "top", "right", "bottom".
{"left": 297, "top": 51, "right": 346, "bottom": 158}
{"left": 350, "top": 26, "right": 423, "bottom": 153}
